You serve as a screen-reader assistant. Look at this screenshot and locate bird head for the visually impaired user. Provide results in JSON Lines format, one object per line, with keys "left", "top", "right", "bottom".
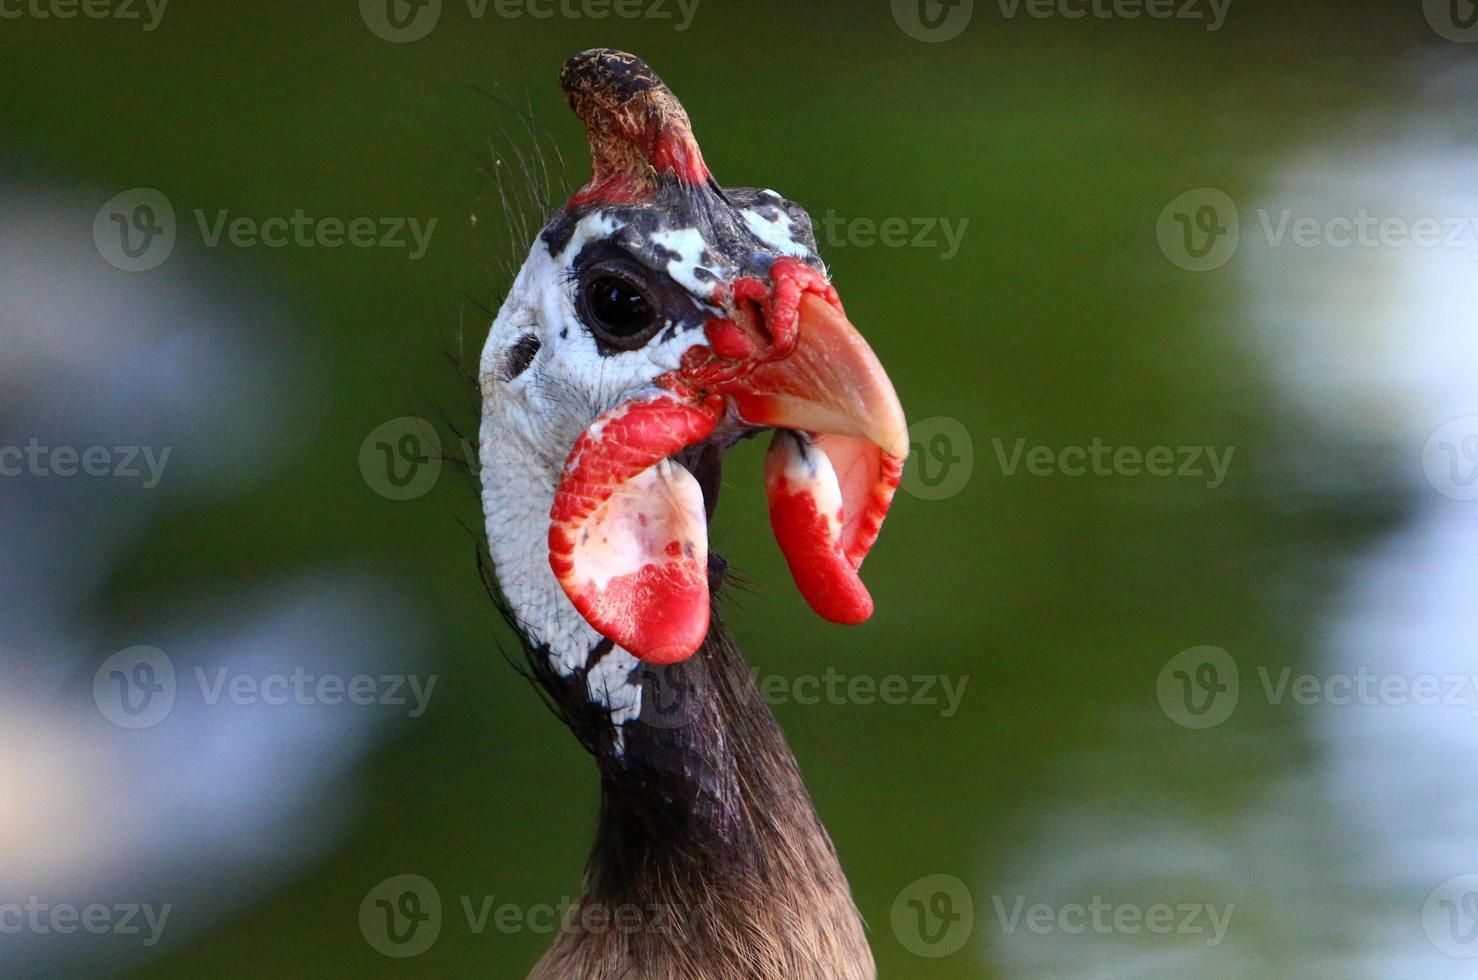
{"left": 480, "top": 49, "right": 907, "bottom": 674}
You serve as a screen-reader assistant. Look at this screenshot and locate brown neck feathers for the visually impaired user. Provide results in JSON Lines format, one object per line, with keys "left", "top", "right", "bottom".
{"left": 529, "top": 615, "right": 875, "bottom": 980}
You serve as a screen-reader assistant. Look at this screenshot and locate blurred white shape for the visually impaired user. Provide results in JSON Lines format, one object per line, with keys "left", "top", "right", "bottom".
{"left": 0, "top": 173, "right": 427, "bottom": 977}
{"left": 986, "top": 51, "right": 1478, "bottom": 980}
{"left": 0, "top": 573, "right": 428, "bottom": 977}
{"left": 984, "top": 719, "right": 1372, "bottom": 980}
{"left": 1242, "top": 49, "right": 1478, "bottom": 980}
{"left": 0, "top": 174, "right": 318, "bottom": 673}
{"left": 0, "top": 177, "right": 313, "bottom": 491}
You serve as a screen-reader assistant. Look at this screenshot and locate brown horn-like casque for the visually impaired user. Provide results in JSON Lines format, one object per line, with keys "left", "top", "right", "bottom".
{"left": 559, "top": 48, "right": 709, "bottom": 206}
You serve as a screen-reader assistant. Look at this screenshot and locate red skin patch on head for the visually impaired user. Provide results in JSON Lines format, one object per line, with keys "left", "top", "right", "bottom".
{"left": 651, "top": 128, "right": 709, "bottom": 185}
{"left": 702, "top": 316, "right": 759, "bottom": 361}
{"left": 667, "top": 257, "right": 843, "bottom": 396}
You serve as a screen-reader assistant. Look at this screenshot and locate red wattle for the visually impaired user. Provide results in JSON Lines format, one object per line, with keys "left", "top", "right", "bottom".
{"left": 563, "top": 554, "right": 709, "bottom": 665}
{"left": 764, "top": 432, "right": 874, "bottom": 624}
{"left": 549, "top": 394, "right": 720, "bottom": 663}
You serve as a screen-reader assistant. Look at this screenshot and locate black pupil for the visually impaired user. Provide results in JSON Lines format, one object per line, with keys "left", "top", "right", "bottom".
{"left": 585, "top": 275, "right": 654, "bottom": 337}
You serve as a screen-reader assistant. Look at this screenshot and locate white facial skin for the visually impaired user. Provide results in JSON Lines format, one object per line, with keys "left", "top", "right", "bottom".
{"left": 479, "top": 194, "right": 819, "bottom": 743}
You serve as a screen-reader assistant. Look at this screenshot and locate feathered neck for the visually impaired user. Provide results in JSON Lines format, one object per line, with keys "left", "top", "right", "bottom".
{"left": 529, "top": 614, "right": 876, "bottom": 980}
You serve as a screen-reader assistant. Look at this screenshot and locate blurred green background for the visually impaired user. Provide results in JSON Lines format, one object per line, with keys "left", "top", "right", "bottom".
{"left": 4, "top": 0, "right": 1474, "bottom": 976}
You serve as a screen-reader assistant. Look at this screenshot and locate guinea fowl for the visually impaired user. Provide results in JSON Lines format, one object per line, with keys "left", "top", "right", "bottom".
{"left": 477, "top": 49, "right": 907, "bottom": 980}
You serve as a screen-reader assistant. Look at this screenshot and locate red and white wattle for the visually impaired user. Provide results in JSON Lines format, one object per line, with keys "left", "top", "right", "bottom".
{"left": 764, "top": 431, "right": 904, "bottom": 625}
{"left": 548, "top": 393, "right": 720, "bottom": 665}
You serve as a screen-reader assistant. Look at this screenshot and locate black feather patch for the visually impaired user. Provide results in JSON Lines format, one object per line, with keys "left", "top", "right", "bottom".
{"left": 499, "top": 333, "right": 540, "bottom": 381}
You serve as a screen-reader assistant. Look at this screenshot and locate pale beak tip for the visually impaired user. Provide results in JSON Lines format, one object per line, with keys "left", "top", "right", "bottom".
{"left": 882, "top": 420, "right": 910, "bottom": 462}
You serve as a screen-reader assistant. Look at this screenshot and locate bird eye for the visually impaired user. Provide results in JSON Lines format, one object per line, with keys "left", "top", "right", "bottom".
{"left": 579, "top": 270, "right": 659, "bottom": 348}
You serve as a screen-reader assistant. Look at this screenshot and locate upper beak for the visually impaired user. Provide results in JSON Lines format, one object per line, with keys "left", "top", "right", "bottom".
{"left": 725, "top": 292, "right": 909, "bottom": 461}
